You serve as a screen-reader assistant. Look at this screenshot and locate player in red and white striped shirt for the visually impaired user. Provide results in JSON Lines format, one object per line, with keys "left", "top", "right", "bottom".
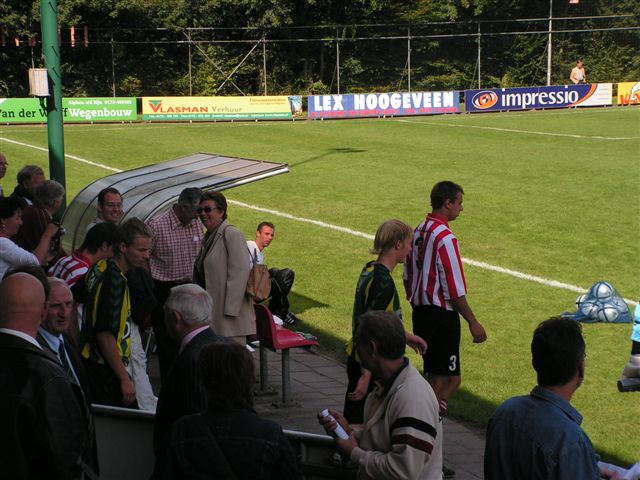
{"left": 404, "top": 181, "right": 487, "bottom": 418}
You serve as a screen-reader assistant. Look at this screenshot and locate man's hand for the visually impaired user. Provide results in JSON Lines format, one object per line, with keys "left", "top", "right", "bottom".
{"left": 406, "top": 332, "right": 427, "bottom": 355}
{"left": 468, "top": 320, "right": 487, "bottom": 343}
{"left": 347, "top": 375, "right": 370, "bottom": 402}
{"left": 318, "top": 409, "right": 359, "bottom": 455}
{"left": 120, "top": 377, "right": 136, "bottom": 405}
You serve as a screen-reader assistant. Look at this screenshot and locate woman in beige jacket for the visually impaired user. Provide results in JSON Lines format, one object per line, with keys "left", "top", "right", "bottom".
{"left": 193, "top": 191, "right": 254, "bottom": 343}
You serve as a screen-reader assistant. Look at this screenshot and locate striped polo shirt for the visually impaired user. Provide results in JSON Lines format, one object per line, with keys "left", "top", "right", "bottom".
{"left": 404, "top": 213, "right": 466, "bottom": 311}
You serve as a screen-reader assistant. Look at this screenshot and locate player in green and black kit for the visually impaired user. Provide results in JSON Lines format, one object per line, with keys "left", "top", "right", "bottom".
{"left": 343, "top": 220, "right": 427, "bottom": 423}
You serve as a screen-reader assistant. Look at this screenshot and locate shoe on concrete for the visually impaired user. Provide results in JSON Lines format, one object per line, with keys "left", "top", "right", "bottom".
{"left": 443, "top": 464, "right": 456, "bottom": 478}
{"left": 283, "top": 311, "right": 302, "bottom": 326}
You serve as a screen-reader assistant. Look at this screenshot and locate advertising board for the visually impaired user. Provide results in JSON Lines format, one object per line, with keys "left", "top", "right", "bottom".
{"left": 308, "top": 91, "right": 460, "bottom": 119}
{"left": 0, "top": 97, "right": 137, "bottom": 123}
{"left": 464, "top": 84, "right": 613, "bottom": 112}
{"left": 142, "top": 96, "right": 300, "bottom": 121}
{"left": 617, "top": 82, "right": 640, "bottom": 105}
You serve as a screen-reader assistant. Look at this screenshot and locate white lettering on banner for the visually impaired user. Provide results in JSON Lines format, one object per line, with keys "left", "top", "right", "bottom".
{"left": 442, "top": 91, "right": 454, "bottom": 107}
{"left": 390, "top": 93, "right": 402, "bottom": 109}
{"left": 503, "top": 90, "right": 581, "bottom": 109}
{"left": 332, "top": 95, "right": 343, "bottom": 110}
{"left": 365, "top": 95, "right": 377, "bottom": 110}
{"left": 402, "top": 93, "right": 411, "bottom": 108}
{"left": 411, "top": 92, "right": 422, "bottom": 107}
{"left": 378, "top": 94, "right": 390, "bottom": 109}
{"left": 313, "top": 95, "right": 344, "bottom": 111}
{"left": 354, "top": 95, "right": 365, "bottom": 110}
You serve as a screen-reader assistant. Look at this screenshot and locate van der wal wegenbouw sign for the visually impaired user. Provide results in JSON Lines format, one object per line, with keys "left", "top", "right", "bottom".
{"left": 0, "top": 98, "right": 137, "bottom": 123}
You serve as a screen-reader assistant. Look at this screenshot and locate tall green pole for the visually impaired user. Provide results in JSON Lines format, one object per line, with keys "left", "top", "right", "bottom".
{"left": 40, "top": 0, "right": 66, "bottom": 215}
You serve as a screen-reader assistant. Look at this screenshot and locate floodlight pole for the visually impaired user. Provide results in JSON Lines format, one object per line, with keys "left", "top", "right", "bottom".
{"left": 335, "top": 27, "right": 340, "bottom": 94}
{"left": 407, "top": 27, "right": 411, "bottom": 93}
{"left": 477, "top": 23, "right": 482, "bottom": 88}
{"left": 547, "top": 0, "right": 553, "bottom": 86}
{"left": 40, "top": 0, "right": 66, "bottom": 213}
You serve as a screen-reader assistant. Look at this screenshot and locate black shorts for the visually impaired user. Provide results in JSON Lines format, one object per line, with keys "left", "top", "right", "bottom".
{"left": 412, "top": 304, "right": 461, "bottom": 376}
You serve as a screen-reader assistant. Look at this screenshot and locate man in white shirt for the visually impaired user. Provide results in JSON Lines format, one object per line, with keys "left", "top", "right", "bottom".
{"left": 247, "top": 222, "right": 300, "bottom": 326}
{"left": 570, "top": 60, "right": 586, "bottom": 85}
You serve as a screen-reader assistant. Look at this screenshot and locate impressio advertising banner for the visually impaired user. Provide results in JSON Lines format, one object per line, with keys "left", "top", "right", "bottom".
{"left": 0, "top": 97, "right": 137, "bottom": 123}
{"left": 464, "top": 84, "right": 613, "bottom": 112}
{"left": 307, "top": 91, "right": 460, "bottom": 119}
{"left": 617, "top": 82, "right": 640, "bottom": 105}
{"left": 142, "top": 96, "right": 301, "bottom": 121}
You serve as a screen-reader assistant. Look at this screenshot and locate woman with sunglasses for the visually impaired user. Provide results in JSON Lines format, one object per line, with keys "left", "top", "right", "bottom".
{"left": 193, "top": 192, "right": 254, "bottom": 344}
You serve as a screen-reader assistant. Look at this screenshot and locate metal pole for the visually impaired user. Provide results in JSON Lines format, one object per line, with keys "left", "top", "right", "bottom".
{"left": 262, "top": 36, "right": 267, "bottom": 96}
{"left": 40, "top": 0, "right": 66, "bottom": 214}
{"left": 188, "top": 32, "right": 192, "bottom": 96}
{"left": 407, "top": 27, "right": 411, "bottom": 92}
{"left": 111, "top": 35, "right": 116, "bottom": 96}
{"left": 336, "top": 28, "right": 340, "bottom": 94}
{"left": 547, "top": 0, "right": 553, "bottom": 86}
{"left": 477, "top": 23, "right": 481, "bottom": 89}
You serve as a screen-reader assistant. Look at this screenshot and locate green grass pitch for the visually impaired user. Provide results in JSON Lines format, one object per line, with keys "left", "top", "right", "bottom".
{"left": 1, "top": 106, "right": 639, "bottom": 463}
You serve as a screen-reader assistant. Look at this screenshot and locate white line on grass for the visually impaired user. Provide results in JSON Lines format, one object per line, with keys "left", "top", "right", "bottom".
{"left": 0, "top": 137, "right": 122, "bottom": 172}
{"left": 3, "top": 136, "right": 636, "bottom": 305}
{"left": 396, "top": 118, "right": 640, "bottom": 141}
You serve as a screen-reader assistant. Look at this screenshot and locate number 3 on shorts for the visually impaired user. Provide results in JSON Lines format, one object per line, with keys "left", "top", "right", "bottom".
{"left": 449, "top": 355, "right": 457, "bottom": 372}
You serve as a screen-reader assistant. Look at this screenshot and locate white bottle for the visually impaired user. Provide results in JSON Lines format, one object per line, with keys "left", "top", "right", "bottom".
{"left": 321, "top": 409, "right": 349, "bottom": 440}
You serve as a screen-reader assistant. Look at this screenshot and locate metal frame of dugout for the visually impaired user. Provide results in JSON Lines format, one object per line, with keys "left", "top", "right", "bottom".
{"left": 60, "top": 152, "right": 289, "bottom": 253}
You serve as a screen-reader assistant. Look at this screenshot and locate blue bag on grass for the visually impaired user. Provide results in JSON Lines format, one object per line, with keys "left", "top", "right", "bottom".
{"left": 562, "top": 281, "right": 631, "bottom": 323}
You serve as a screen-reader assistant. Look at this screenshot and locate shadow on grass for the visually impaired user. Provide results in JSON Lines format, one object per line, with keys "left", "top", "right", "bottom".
{"left": 294, "top": 147, "right": 367, "bottom": 168}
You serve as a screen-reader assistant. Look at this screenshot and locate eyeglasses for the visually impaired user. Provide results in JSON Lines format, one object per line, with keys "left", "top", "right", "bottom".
{"left": 197, "top": 206, "right": 218, "bottom": 214}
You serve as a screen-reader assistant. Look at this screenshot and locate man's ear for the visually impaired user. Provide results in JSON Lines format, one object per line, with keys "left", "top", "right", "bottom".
{"left": 578, "top": 358, "right": 585, "bottom": 380}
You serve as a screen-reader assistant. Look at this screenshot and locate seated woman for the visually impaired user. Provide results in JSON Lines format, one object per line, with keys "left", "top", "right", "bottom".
{"left": 154, "top": 342, "right": 303, "bottom": 479}
{"left": 0, "top": 196, "right": 59, "bottom": 279}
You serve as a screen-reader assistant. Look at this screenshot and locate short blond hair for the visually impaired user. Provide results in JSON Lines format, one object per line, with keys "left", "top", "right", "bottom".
{"left": 371, "top": 219, "right": 412, "bottom": 255}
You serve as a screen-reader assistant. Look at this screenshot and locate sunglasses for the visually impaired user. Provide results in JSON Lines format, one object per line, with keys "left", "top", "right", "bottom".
{"left": 197, "top": 206, "right": 218, "bottom": 214}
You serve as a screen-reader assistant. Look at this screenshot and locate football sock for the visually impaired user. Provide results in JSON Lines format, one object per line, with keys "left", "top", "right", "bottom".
{"left": 621, "top": 354, "right": 640, "bottom": 379}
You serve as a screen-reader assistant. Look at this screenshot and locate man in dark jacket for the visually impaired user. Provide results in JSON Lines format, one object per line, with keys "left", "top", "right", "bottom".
{"left": 153, "top": 283, "right": 227, "bottom": 454}
{"left": 0, "top": 272, "right": 90, "bottom": 480}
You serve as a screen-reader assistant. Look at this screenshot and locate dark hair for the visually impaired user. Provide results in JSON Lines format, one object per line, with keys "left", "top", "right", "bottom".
{"left": 201, "top": 191, "right": 227, "bottom": 220}
{"left": 113, "top": 217, "right": 153, "bottom": 250}
{"left": 0, "top": 196, "right": 23, "bottom": 220}
{"left": 97, "top": 187, "right": 121, "bottom": 206}
{"left": 81, "top": 222, "right": 118, "bottom": 254}
{"left": 199, "top": 342, "right": 254, "bottom": 409}
{"left": 257, "top": 221, "right": 274, "bottom": 232}
{"left": 178, "top": 187, "right": 203, "bottom": 209}
{"left": 4, "top": 265, "right": 51, "bottom": 299}
{"left": 430, "top": 181, "right": 464, "bottom": 210}
{"left": 355, "top": 310, "right": 406, "bottom": 360}
{"left": 531, "top": 316, "right": 585, "bottom": 387}
{"left": 17, "top": 165, "right": 44, "bottom": 185}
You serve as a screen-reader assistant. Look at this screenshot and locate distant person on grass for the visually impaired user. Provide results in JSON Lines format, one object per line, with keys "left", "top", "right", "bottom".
{"left": 344, "top": 219, "right": 427, "bottom": 424}
{"left": 0, "top": 153, "right": 7, "bottom": 197}
{"left": 570, "top": 60, "right": 586, "bottom": 85}
{"left": 484, "top": 317, "right": 620, "bottom": 480}
{"left": 320, "top": 311, "right": 442, "bottom": 480}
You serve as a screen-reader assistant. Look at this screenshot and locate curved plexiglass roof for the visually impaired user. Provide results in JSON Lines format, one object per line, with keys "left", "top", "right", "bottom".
{"left": 60, "top": 152, "right": 288, "bottom": 252}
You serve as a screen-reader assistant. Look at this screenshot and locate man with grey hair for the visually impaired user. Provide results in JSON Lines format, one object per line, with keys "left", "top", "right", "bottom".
{"left": 148, "top": 187, "right": 205, "bottom": 380}
{"left": 153, "top": 283, "right": 227, "bottom": 455}
{"left": 11, "top": 164, "right": 45, "bottom": 206}
{"left": 13, "top": 179, "right": 65, "bottom": 255}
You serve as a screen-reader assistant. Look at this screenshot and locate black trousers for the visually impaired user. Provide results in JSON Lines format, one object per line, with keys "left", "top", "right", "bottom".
{"left": 268, "top": 267, "right": 295, "bottom": 317}
{"left": 151, "top": 280, "right": 183, "bottom": 382}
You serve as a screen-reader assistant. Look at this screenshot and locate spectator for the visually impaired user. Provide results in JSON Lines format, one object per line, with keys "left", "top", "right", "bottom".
{"left": 0, "top": 153, "right": 7, "bottom": 197}
{"left": 153, "top": 283, "right": 227, "bottom": 454}
{"left": 484, "top": 317, "right": 615, "bottom": 480}
{"left": 148, "top": 187, "right": 204, "bottom": 380}
{"left": 0, "top": 196, "right": 59, "bottom": 279}
{"left": 87, "top": 186, "right": 123, "bottom": 230}
{"left": 193, "top": 191, "right": 253, "bottom": 344}
{"left": 570, "top": 59, "right": 586, "bottom": 85}
{"left": 35, "top": 277, "right": 98, "bottom": 474}
{"left": 0, "top": 272, "right": 91, "bottom": 479}
{"left": 49, "top": 222, "right": 117, "bottom": 287}
{"left": 319, "top": 311, "right": 442, "bottom": 480}
{"left": 80, "top": 218, "right": 153, "bottom": 408}
{"left": 154, "top": 341, "right": 303, "bottom": 480}
{"left": 10, "top": 164, "right": 45, "bottom": 207}
{"left": 344, "top": 219, "right": 427, "bottom": 424}
{"left": 13, "top": 179, "right": 65, "bottom": 256}
{"left": 247, "top": 221, "right": 302, "bottom": 326}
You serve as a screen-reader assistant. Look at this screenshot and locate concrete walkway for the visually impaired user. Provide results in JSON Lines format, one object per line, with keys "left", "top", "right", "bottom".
{"left": 251, "top": 346, "right": 485, "bottom": 480}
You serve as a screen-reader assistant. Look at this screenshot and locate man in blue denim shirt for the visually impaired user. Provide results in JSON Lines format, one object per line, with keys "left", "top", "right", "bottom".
{"left": 484, "top": 317, "right": 616, "bottom": 480}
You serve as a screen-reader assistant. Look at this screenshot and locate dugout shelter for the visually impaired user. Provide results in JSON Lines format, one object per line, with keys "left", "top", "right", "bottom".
{"left": 60, "top": 152, "right": 289, "bottom": 252}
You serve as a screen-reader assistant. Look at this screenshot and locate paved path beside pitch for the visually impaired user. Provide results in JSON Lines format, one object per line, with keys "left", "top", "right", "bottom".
{"left": 252, "top": 347, "right": 485, "bottom": 480}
